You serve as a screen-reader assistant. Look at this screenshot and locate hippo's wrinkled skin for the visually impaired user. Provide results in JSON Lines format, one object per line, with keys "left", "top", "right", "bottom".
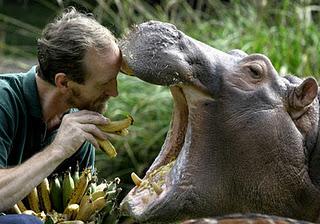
{"left": 119, "top": 21, "right": 320, "bottom": 223}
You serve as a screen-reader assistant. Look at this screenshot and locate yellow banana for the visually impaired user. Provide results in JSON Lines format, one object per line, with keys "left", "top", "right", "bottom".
{"left": 76, "top": 198, "right": 95, "bottom": 222}
{"left": 40, "top": 177, "right": 52, "bottom": 213}
{"left": 23, "top": 210, "right": 37, "bottom": 216}
{"left": 12, "top": 204, "right": 21, "bottom": 214}
{"left": 97, "top": 139, "right": 117, "bottom": 158}
{"left": 91, "top": 189, "right": 107, "bottom": 201}
{"left": 92, "top": 196, "right": 108, "bottom": 212}
{"left": 63, "top": 203, "right": 79, "bottom": 220}
{"left": 79, "top": 190, "right": 91, "bottom": 212}
{"left": 27, "top": 187, "right": 40, "bottom": 213}
{"left": 98, "top": 115, "right": 133, "bottom": 133}
{"left": 113, "top": 128, "right": 129, "bottom": 136}
{"left": 68, "top": 169, "right": 90, "bottom": 205}
{"left": 17, "top": 200, "right": 27, "bottom": 212}
{"left": 63, "top": 170, "right": 75, "bottom": 208}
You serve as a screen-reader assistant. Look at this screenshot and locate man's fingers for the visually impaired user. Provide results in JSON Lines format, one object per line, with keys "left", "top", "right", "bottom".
{"left": 70, "top": 110, "right": 102, "bottom": 117}
{"left": 81, "top": 124, "right": 109, "bottom": 140}
{"left": 83, "top": 132, "right": 100, "bottom": 149}
{"left": 63, "top": 112, "right": 110, "bottom": 125}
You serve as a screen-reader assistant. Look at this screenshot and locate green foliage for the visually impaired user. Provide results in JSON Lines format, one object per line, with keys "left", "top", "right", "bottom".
{"left": 1, "top": 0, "right": 320, "bottom": 194}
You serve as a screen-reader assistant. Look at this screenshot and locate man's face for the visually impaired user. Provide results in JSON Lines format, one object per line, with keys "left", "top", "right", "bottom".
{"left": 67, "top": 43, "right": 122, "bottom": 113}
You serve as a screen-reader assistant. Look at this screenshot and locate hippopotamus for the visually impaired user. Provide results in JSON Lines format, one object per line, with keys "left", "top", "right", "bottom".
{"left": 119, "top": 21, "right": 320, "bottom": 223}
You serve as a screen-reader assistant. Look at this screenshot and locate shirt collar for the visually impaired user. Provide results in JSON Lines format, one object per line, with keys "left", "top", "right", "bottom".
{"left": 22, "top": 66, "right": 43, "bottom": 119}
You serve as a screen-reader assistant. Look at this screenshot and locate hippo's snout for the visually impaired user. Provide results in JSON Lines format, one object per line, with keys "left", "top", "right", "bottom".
{"left": 121, "top": 21, "right": 237, "bottom": 97}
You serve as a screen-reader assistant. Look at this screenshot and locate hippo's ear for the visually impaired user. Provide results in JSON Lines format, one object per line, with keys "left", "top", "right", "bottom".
{"left": 289, "top": 77, "right": 318, "bottom": 110}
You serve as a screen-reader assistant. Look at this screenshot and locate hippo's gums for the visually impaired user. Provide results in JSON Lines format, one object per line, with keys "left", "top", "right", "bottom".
{"left": 119, "top": 21, "right": 320, "bottom": 223}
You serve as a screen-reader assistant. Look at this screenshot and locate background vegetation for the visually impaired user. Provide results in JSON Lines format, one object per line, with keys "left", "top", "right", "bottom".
{"left": 1, "top": 0, "right": 320, "bottom": 202}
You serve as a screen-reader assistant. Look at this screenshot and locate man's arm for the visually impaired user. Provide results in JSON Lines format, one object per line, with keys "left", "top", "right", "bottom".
{"left": 0, "top": 110, "right": 109, "bottom": 211}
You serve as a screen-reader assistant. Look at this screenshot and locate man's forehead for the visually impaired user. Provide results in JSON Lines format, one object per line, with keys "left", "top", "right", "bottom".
{"left": 83, "top": 44, "right": 121, "bottom": 82}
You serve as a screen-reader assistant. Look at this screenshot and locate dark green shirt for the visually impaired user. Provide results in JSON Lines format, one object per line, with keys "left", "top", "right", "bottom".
{"left": 0, "top": 66, "right": 95, "bottom": 173}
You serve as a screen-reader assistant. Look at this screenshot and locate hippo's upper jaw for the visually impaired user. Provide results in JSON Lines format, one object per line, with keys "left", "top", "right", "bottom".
{"left": 120, "top": 21, "right": 320, "bottom": 223}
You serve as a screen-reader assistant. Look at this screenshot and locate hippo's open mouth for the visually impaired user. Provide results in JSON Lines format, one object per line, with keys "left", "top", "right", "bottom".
{"left": 119, "top": 20, "right": 221, "bottom": 223}
{"left": 121, "top": 83, "right": 209, "bottom": 221}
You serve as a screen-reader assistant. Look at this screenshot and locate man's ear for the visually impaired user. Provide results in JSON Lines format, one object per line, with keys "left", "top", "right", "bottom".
{"left": 55, "top": 73, "right": 69, "bottom": 93}
{"left": 289, "top": 77, "right": 318, "bottom": 110}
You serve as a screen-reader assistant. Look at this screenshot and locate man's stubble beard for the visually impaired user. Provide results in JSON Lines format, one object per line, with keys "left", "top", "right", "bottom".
{"left": 67, "top": 88, "right": 108, "bottom": 113}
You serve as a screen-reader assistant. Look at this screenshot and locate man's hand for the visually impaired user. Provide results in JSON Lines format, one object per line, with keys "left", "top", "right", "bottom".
{"left": 52, "top": 110, "right": 110, "bottom": 158}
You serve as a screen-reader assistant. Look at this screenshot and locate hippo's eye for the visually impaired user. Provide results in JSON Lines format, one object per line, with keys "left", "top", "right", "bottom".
{"left": 247, "top": 64, "right": 263, "bottom": 80}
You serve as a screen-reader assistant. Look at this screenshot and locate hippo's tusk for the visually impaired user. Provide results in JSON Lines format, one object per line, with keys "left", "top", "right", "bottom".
{"left": 131, "top": 172, "right": 142, "bottom": 187}
{"left": 151, "top": 182, "right": 163, "bottom": 195}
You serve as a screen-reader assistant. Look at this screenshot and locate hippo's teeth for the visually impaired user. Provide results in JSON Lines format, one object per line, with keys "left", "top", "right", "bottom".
{"left": 151, "top": 182, "right": 163, "bottom": 195}
{"left": 131, "top": 172, "right": 142, "bottom": 187}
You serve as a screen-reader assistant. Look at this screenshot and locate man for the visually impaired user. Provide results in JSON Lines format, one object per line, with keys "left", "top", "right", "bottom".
{"left": 0, "top": 7, "right": 121, "bottom": 223}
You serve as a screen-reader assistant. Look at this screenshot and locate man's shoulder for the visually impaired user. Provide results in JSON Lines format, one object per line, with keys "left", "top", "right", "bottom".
{"left": 0, "top": 73, "right": 24, "bottom": 102}
{"left": 0, "top": 67, "right": 36, "bottom": 106}
{"left": 0, "top": 72, "right": 25, "bottom": 89}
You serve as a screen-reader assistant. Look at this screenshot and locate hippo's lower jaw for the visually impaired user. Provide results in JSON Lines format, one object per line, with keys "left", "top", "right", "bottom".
{"left": 120, "top": 85, "right": 213, "bottom": 222}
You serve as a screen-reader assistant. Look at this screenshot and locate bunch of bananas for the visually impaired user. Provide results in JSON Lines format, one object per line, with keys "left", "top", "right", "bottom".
{"left": 10, "top": 115, "right": 133, "bottom": 223}
{"left": 96, "top": 115, "right": 134, "bottom": 158}
{"left": 13, "top": 167, "right": 122, "bottom": 224}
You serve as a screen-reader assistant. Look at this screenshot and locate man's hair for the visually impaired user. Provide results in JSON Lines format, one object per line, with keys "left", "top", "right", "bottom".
{"left": 37, "top": 7, "right": 116, "bottom": 85}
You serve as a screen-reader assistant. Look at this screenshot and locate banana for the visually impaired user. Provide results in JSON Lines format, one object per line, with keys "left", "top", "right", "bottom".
{"left": 12, "top": 204, "right": 21, "bottom": 214}
{"left": 92, "top": 196, "right": 108, "bottom": 212}
{"left": 79, "top": 190, "right": 91, "bottom": 212}
{"left": 68, "top": 169, "right": 90, "bottom": 205}
{"left": 98, "top": 115, "right": 134, "bottom": 133}
{"left": 91, "top": 188, "right": 107, "bottom": 201}
{"left": 131, "top": 172, "right": 142, "bottom": 187}
{"left": 17, "top": 200, "right": 27, "bottom": 212}
{"left": 113, "top": 128, "right": 129, "bottom": 136}
{"left": 76, "top": 198, "right": 95, "bottom": 222}
{"left": 97, "top": 139, "right": 117, "bottom": 158}
{"left": 50, "top": 174, "right": 63, "bottom": 213}
{"left": 63, "top": 170, "right": 75, "bottom": 208}
{"left": 23, "top": 210, "right": 37, "bottom": 216}
{"left": 27, "top": 187, "right": 41, "bottom": 213}
{"left": 63, "top": 203, "right": 79, "bottom": 220}
{"left": 39, "top": 177, "right": 52, "bottom": 213}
